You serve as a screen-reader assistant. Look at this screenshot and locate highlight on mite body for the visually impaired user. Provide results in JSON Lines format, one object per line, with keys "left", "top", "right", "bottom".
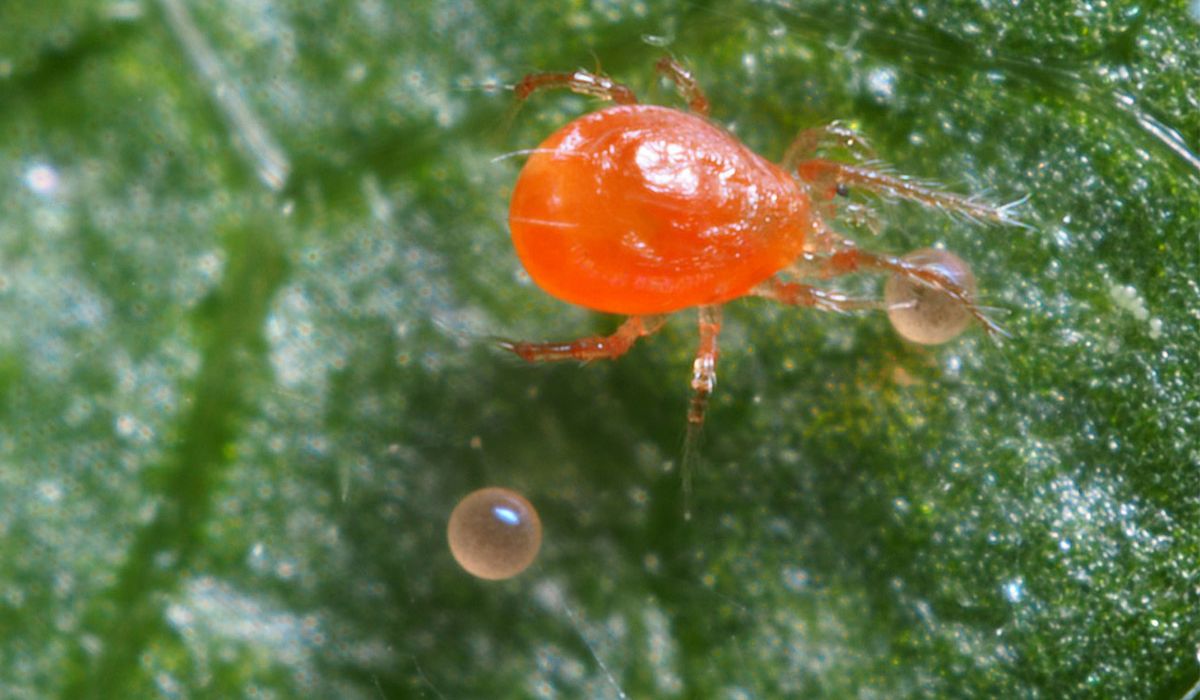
{"left": 498, "top": 58, "right": 1022, "bottom": 516}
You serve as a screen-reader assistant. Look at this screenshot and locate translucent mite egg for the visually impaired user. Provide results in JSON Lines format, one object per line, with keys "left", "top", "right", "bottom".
{"left": 447, "top": 487, "right": 542, "bottom": 580}
{"left": 885, "top": 248, "right": 977, "bottom": 345}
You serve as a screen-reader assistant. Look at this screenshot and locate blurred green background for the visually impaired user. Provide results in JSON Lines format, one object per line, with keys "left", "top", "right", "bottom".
{"left": 2, "top": 0, "right": 1198, "bottom": 697}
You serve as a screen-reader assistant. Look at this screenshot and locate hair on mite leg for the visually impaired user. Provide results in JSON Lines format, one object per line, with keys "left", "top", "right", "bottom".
{"left": 490, "top": 147, "right": 598, "bottom": 164}
{"left": 796, "top": 158, "right": 1026, "bottom": 227}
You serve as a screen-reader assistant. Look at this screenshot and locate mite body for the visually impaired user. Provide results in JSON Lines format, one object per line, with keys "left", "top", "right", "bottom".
{"left": 500, "top": 59, "right": 1016, "bottom": 513}
{"left": 511, "top": 104, "right": 814, "bottom": 315}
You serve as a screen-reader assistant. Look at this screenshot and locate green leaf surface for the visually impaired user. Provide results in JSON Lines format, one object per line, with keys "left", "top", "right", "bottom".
{"left": 2, "top": 1, "right": 1198, "bottom": 697}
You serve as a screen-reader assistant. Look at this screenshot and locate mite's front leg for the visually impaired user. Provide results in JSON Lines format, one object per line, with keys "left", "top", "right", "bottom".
{"left": 513, "top": 69, "right": 639, "bottom": 106}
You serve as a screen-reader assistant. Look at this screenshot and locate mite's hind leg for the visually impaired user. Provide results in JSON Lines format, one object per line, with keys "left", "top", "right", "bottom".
{"left": 800, "top": 247, "right": 1005, "bottom": 337}
{"left": 513, "top": 69, "right": 638, "bottom": 105}
{"left": 751, "top": 278, "right": 884, "bottom": 313}
{"left": 655, "top": 57, "right": 709, "bottom": 116}
{"left": 781, "top": 120, "right": 876, "bottom": 172}
{"left": 498, "top": 315, "right": 666, "bottom": 362}
{"left": 795, "top": 159, "right": 1024, "bottom": 227}
{"left": 681, "top": 305, "right": 722, "bottom": 521}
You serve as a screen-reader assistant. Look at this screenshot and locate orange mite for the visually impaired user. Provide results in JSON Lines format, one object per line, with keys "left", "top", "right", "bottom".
{"left": 501, "top": 58, "right": 1017, "bottom": 507}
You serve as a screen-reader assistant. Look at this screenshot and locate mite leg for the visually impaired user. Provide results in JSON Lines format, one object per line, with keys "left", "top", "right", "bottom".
{"left": 781, "top": 120, "right": 876, "bottom": 172}
{"left": 781, "top": 122, "right": 879, "bottom": 223}
{"left": 797, "top": 247, "right": 1006, "bottom": 337}
{"left": 654, "top": 56, "right": 710, "bottom": 116}
{"left": 687, "top": 306, "right": 722, "bottom": 437}
{"left": 795, "top": 159, "right": 1025, "bottom": 227}
{"left": 513, "top": 69, "right": 638, "bottom": 105}
{"left": 498, "top": 315, "right": 666, "bottom": 362}
{"left": 751, "top": 278, "right": 884, "bottom": 313}
{"left": 681, "top": 305, "right": 722, "bottom": 521}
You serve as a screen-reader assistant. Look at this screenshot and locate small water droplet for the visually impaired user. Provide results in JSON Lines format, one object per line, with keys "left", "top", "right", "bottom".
{"left": 865, "top": 67, "right": 897, "bottom": 102}
{"left": 1002, "top": 577, "right": 1024, "bottom": 603}
{"left": 24, "top": 163, "right": 60, "bottom": 196}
